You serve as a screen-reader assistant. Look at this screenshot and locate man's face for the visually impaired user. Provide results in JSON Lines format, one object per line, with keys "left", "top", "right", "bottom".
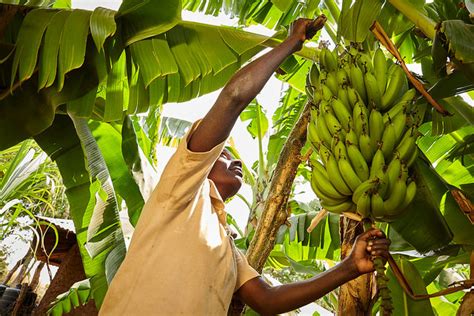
{"left": 208, "top": 149, "right": 243, "bottom": 200}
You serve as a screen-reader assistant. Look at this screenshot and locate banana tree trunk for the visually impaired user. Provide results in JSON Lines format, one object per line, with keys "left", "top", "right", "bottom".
{"left": 338, "top": 217, "right": 375, "bottom": 316}
{"left": 246, "top": 101, "right": 312, "bottom": 272}
{"left": 457, "top": 250, "right": 474, "bottom": 316}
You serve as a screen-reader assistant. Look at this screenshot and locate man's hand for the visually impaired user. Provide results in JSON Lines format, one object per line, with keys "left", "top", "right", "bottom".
{"left": 346, "top": 229, "right": 391, "bottom": 275}
{"left": 288, "top": 15, "right": 327, "bottom": 51}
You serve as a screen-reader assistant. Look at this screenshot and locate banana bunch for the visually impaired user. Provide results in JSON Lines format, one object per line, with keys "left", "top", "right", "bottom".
{"left": 306, "top": 47, "right": 422, "bottom": 221}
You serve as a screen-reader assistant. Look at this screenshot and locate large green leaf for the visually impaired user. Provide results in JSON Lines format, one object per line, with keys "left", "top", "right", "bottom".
{"left": 57, "top": 9, "right": 91, "bottom": 90}
{"left": 34, "top": 115, "right": 126, "bottom": 307}
{"left": 38, "top": 10, "right": 70, "bottom": 89}
{"left": 338, "top": 0, "right": 382, "bottom": 42}
{"left": 240, "top": 101, "right": 269, "bottom": 140}
{"left": 89, "top": 120, "right": 144, "bottom": 227}
{"left": 441, "top": 20, "right": 474, "bottom": 64}
{"left": 89, "top": 7, "right": 116, "bottom": 52}
{"left": 10, "top": 8, "right": 56, "bottom": 85}
{"left": 117, "top": 0, "right": 181, "bottom": 46}
{"left": 267, "top": 87, "right": 306, "bottom": 169}
{"left": 387, "top": 255, "right": 435, "bottom": 316}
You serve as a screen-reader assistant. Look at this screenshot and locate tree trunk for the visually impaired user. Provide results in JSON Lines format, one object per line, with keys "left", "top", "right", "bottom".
{"left": 457, "top": 250, "right": 474, "bottom": 315}
{"left": 246, "top": 101, "right": 312, "bottom": 272}
{"left": 338, "top": 217, "right": 374, "bottom": 316}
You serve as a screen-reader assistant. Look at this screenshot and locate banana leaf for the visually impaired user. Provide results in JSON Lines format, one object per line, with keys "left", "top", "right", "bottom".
{"left": 34, "top": 115, "right": 126, "bottom": 308}
{"left": 440, "top": 20, "right": 474, "bottom": 64}
{"left": 89, "top": 7, "right": 116, "bottom": 53}
{"left": 89, "top": 120, "right": 144, "bottom": 226}
{"left": 338, "top": 0, "right": 382, "bottom": 42}
{"left": 48, "top": 279, "right": 92, "bottom": 316}
{"left": 388, "top": 158, "right": 454, "bottom": 253}
{"left": 0, "top": 140, "right": 47, "bottom": 202}
{"left": 387, "top": 255, "right": 435, "bottom": 316}
{"left": 117, "top": 0, "right": 181, "bottom": 46}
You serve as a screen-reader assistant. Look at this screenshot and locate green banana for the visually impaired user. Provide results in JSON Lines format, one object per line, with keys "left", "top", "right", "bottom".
{"left": 347, "top": 141, "right": 370, "bottom": 181}
{"left": 312, "top": 160, "right": 349, "bottom": 199}
{"left": 347, "top": 87, "right": 359, "bottom": 107}
{"left": 316, "top": 112, "right": 333, "bottom": 146}
{"left": 383, "top": 88, "right": 416, "bottom": 123}
{"left": 406, "top": 146, "right": 418, "bottom": 167}
{"left": 320, "top": 83, "right": 334, "bottom": 101}
{"left": 383, "top": 177, "right": 407, "bottom": 216}
{"left": 332, "top": 135, "right": 348, "bottom": 160}
{"left": 352, "top": 178, "right": 378, "bottom": 204}
{"left": 370, "top": 148, "right": 385, "bottom": 178}
{"left": 318, "top": 143, "right": 331, "bottom": 165}
{"left": 337, "top": 88, "right": 352, "bottom": 112}
{"left": 311, "top": 172, "right": 350, "bottom": 204}
{"left": 380, "top": 66, "right": 405, "bottom": 110}
{"left": 309, "top": 62, "right": 320, "bottom": 88}
{"left": 371, "top": 192, "right": 385, "bottom": 219}
{"left": 381, "top": 122, "right": 396, "bottom": 161}
{"left": 319, "top": 100, "right": 332, "bottom": 114}
{"left": 391, "top": 111, "right": 407, "bottom": 144}
{"left": 373, "top": 48, "right": 387, "bottom": 95}
{"left": 346, "top": 128, "right": 359, "bottom": 146}
{"left": 324, "top": 111, "right": 343, "bottom": 135}
{"left": 357, "top": 53, "right": 374, "bottom": 73}
{"left": 359, "top": 132, "right": 374, "bottom": 163}
{"left": 318, "top": 48, "right": 326, "bottom": 70}
{"left": 338, "top": 155, "right": 363, "bottom": 192}
{"left": 349, "top": 65, "right": 367, "bottom": 103}
{"left": 386, "top": 156, "right": 401, "bottom": 186}
{"left": 400, "top": 163, "right": 409, "bottom": 182}
{"left": 396, "top": 127, "right": 417, "bottom": 163}
{"left": 332, "top": 98, "right": 352, "bottom": 130}
{"left": 326, "top": 153, "right": 353, "bottom": 196}
{"left": 399, "top": 180, "right": 416, "bottom": 210}
{"left": 365, "top": 72, "right": 382, "bottom": 108}
{"left": 356, "top": 192, "right": 371, "bottom": 218}
{"left": 353, "top": 102, "right": 368, "bottom": 138}
{"left": 307, "top": 121, "right": 321, "bottom": 150}
{"left": 369, "top": 108, "right": 384, "bottom": 146}
{"left": 326, "top": 71, "right": 339, "bottom": 96}
{"left": 336, "top": 68, "right": 350, "bottom": 86}
{"left": 324, "top": 48, "right": 338, "bottom": 72}
{"left": 321, "top": 200, "right": 355, "bottom": 214}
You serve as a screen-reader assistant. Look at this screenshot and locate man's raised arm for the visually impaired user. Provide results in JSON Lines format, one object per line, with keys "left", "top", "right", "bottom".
{"left": 188, "top": 16, "right": 326, "bottom": 153}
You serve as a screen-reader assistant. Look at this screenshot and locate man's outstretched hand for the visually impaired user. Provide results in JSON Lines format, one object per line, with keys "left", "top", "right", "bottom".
{"left": 289, "top": 15, "right": 327, "bottom": 51}
{"left": 346, "top": 229, "right": 391, "bottom": 275}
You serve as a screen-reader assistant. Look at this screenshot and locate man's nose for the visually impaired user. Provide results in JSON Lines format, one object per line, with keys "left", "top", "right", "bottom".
{"left": 230, "top": 159, "right": 242, "bottom": 167}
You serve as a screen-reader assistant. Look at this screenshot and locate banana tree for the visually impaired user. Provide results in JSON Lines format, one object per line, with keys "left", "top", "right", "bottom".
{"left": 185, "top": 0, "right": 473, "bottom": 314}
{"left": 1, "top": 0, "right": 473, "bottom": 314}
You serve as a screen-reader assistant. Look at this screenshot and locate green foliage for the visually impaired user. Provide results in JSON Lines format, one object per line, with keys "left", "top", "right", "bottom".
{"left": 34, "top": 115, "right": 126, "bottom": 308}
{"left": 338, "top": 0, "right": 382, "bottom": 42}
{"left": 48, "top": 279, "right": 92, "bottom": 316}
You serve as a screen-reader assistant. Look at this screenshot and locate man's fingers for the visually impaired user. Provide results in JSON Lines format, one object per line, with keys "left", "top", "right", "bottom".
{"left": 371, "top": 250, "right": 390, "bottom": 259}
{"left": 358, "top": 229, "right": 384, "bottom": 241}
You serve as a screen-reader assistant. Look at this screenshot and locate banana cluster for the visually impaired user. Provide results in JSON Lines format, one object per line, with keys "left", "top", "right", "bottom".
{"left": 306, "top": 47, "right": 421, "bottom": 221}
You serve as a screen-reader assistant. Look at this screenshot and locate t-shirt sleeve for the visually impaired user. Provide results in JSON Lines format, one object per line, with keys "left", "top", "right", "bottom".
{"left": 234, "top": 248, "right": 260, "bottom": 292}
{"left": 152, "top": 119, "right": 227, "bottom": 210}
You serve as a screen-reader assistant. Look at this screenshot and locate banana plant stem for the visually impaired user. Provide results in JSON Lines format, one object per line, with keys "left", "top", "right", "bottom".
{"left": 387, "top": 0, "right": 436, "bottom": 40}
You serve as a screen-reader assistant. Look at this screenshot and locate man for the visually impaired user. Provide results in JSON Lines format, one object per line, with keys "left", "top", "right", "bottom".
{"left": 99, "top": 17, "right": 390, "bottom": 315}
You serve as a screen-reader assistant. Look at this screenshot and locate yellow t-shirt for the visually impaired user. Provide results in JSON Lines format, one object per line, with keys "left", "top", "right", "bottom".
{"left": 99, "top": 121, "right": 259, "bottom": 315}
